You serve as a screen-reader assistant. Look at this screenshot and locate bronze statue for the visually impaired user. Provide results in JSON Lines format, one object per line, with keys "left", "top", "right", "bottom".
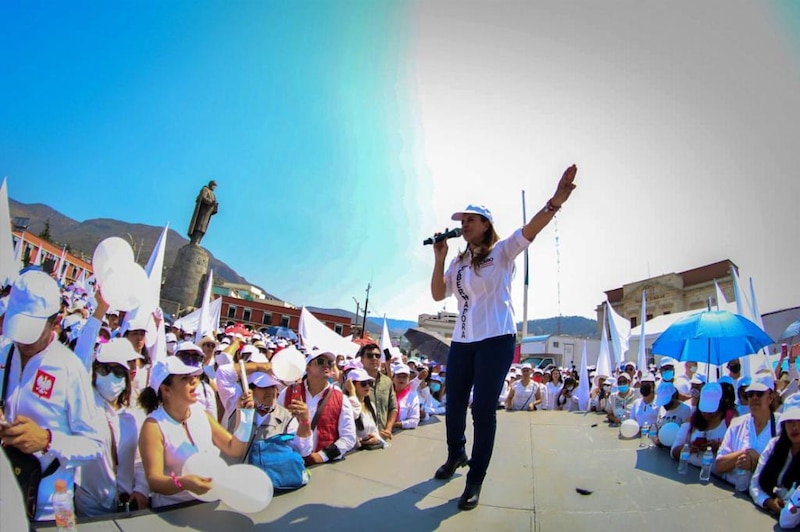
{"left": 188, "top": 180, "right": 218, "bottom": 246}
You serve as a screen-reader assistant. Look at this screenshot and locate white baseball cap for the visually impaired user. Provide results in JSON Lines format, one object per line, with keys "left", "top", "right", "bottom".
{"left": 451, "top": 204, "right": 494, "bottom": 224}
{"left": 393, "top": 364, "right": 412, "bottom": 376}
{"left": 305, "top": 347, "right": 335, "bottom": 365}
{"left": 149, "top": 356, "right": 203, "bottom": 390}
{"left": 3, "top": 271, "right": 61, "bottom": 344}
{"left": 698, "top": 382, "right": 722, "bottom": 413}
{"left": 655, "top": 382, "right": 677, "bottom": 407}
{"left": 782, "top": 393, "right": 800, "bottom": 423}
{"left": 746, "top": 373, "right": 775, "bottom": 393}
{"left": 347, "top": 368, "right": 373, "bottom": 382}
{"left": 248, "top": 371, "right": 279, "bottom": 388}
{"left": 95, "top": 337, "right": 143, "bottom": 365}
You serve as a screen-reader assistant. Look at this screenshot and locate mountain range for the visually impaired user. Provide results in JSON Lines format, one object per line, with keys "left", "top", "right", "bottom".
{"left": 10, "top": 198, "right": 253, "bottom": 290}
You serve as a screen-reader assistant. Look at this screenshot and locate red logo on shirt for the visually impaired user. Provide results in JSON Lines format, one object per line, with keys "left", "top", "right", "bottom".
{"left": 32, "top": 369, "right": 55, "bottom": 399}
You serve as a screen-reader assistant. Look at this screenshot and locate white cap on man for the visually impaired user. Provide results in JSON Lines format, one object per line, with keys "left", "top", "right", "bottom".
{"left": 3, "top": 271, "right": 61, "bottom": 344}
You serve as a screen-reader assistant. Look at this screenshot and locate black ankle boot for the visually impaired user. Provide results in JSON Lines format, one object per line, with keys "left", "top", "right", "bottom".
{"left": 434, "top": 453, "right": 469, "bottom": 479}
{"left": 458, "top": 483, "right": 481, "bottom": 510}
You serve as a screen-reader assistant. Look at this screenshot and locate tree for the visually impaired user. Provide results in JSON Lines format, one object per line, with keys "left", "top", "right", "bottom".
{"left": 38, "top": 219, "right": 52, "bottom": 242}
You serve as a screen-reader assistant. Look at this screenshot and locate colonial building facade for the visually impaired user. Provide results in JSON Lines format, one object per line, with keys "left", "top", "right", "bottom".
{"left": 597, "top": 259, "right": 737, "bottom": 331}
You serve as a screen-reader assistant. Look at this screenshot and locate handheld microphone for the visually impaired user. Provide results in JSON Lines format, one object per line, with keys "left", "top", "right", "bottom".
{"left": 423, "top": 227, "right": 462, "bottom": 246}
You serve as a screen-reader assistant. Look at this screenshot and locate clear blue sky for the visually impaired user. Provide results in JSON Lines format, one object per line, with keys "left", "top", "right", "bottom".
{"left": 3, "top": 1, "right": 800, "bottom": 323}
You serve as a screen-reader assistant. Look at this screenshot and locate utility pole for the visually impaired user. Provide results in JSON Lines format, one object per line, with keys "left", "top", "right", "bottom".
{"left": 361, "top": 283, "right": 371, "bottom": 339}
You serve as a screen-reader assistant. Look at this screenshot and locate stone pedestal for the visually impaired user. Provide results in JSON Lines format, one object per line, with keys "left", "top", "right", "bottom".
{"left": 161, "top": 244, "right": 209, "bottom": 315}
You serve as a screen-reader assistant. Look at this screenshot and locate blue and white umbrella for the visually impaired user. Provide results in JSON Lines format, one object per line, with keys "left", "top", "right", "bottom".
{"left": 652, "top": 310, "right": 774, "bottom": 372}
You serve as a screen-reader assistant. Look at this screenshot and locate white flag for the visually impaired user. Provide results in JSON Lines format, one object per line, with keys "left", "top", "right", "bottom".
{"left": 195, "top": 269, "right": 214, "bottom": 342}
{"left": 749, "top": 277, "right": 772, "bottom": 372}
{"left": 606, "top": 300, "right": 631, "bottom": 365}
{"left": 637, "top": 290, "right": 648, "bottom": 374}
{"left": 380, "top": 318, "right": 392, "bottom": 354}
{"left": 576, "top": 340, "right": 590, "bottom": 410}
{"left": 596, "top": 309, "right": 612, "bottom": 379}
{"left": 0, "top": 178, "right": 18, "bottom": 287}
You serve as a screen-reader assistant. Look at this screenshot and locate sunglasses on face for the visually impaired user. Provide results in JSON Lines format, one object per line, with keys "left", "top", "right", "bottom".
{"left": 363, "top": 352, "right": 382, "bottom": 360}
{"left": 95, "top": 363, "right": 128, "bottom": 379}
{"left": 313, "top": 358, "right": 334, "bottom": 367}
{"left": 358, "top": 380, "right": 374, "bottom": 388}
{"left": 176, "top": 352, "right": 203, "bottom": 367}
{"left": 746, "top": 390, "right": 767, "bottom": 399}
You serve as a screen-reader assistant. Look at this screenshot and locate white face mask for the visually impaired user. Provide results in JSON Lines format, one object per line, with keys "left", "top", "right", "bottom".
{"left": 96, "top": 373, "right": 127, "bottom": 403}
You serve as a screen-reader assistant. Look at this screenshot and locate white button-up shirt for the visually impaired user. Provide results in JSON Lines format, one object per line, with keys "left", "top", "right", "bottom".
{"left": 277, "top": 383, "right": 356, "bottom": 460}
{"left": 444, "top": 228, "right": 532, "bottom": 343}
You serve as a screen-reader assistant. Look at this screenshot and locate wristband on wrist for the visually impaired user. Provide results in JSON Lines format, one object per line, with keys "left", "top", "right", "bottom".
{"left": 170, "top": 471, "right": 183, "bottom": 489}
{"left": 298, "top": 419, "right": 310, "bottom": 426}
{"left": 543, "top": 199, "right": 561, "bottom": 213}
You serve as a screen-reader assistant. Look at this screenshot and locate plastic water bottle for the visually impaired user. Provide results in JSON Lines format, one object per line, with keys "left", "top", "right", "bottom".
{"left": 699, "top": 446, "right": 713, "bottom": 483}
{"left": 648, "top": 424, "right": 658, "bottom": 449}
{"left": 734, "top": 467, "right": 749, "bottom": 492}
{"left": 678, "top": 443, "right": 690, "bottom": 475}
{"left": 614, "top": 405, "right": 624, "bottom": 426}
{"left": 639, "top": 423, "right": 650, "bottom": 447}
{"left": 53, "top": 479, "right": 76, "bottom": 531}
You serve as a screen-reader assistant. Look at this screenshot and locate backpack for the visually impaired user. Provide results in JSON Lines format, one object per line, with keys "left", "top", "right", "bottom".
{"left": 246, "top": 433, "right": 310, "bottom": 490}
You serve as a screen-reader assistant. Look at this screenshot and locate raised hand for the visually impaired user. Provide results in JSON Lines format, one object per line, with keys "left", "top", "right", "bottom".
{"left": 551, "top": 164, "right": 578, "bottom": 207}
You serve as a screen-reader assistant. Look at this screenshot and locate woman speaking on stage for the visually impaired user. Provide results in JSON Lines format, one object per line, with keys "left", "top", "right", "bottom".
{"left": 430, "top": 164, "right": 577, "bottom": 511}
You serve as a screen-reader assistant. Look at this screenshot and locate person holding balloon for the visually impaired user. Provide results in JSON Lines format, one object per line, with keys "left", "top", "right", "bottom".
{"left": 138, "top": 356, "right": 255, "bottom": 508}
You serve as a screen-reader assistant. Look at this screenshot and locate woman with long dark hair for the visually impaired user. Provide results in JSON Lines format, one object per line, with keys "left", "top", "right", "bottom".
{"left": 429, "top": 165, "right": 577, "bottom": 510}
{"left": 751, "top": 393, "right": 800, "bottom": 516}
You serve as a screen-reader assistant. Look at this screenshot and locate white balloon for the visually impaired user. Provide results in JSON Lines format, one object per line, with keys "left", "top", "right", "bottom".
{"left": 218, "top": 464, "right": 273, "bottom": 514}
{"left": 181, "top": 452, "right": 227, "bottom": 502}
{"left": 102, "top": 261, "right": 148, "bottom": 311}
{"left": 92, "top": 237, "right": 134, "bottom": 285}
{"left": 271, "top": 346, "right": 306, "bottom": 382}
{"left": 658, "top": 422, "right": 680, "bottom": 447}
{"left": 620, "top": 419, "right": 640, "bottom": 439}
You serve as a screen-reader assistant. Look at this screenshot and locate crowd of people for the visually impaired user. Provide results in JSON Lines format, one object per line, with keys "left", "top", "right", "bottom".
{"left": 0, "top": 269, "right": 451, "bottom": 523}
{"left": 3, "top": 266, "right": 800, "bottom": 527}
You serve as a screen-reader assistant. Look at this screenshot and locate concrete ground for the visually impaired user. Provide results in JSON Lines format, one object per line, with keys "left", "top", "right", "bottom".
{"left": 33, "top": 410, "right": 779, "bottom": 531}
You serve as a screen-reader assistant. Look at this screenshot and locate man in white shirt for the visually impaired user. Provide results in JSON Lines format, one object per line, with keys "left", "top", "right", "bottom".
{"left": 0, "top": 271, "right": 107, "bottom": 521}
{"left": 277, "top": 348, "right": 356, "bottom": 465}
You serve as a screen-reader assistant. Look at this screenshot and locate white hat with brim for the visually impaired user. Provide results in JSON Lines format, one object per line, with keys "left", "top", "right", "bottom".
{"left": 746, "top": 374, "right": 775, "bottom": 393}
{"left": 655, "top": 382, "right": 677, "bottom": 407}
{"left": 347, "top": 368, "right": 373, "bottom": 383}
{"left": 393, "top": 364, "right": 412, "bottom": 376}
{"left": 248, "top": 371, "right": 279, "bottom": 388}
{"left": 305, "top": 348, "right": 336, "bottom": 366}
{"left": 175, "top": 341, "right": 204, "bottom": 357}
{"left": 782, "top": 394, "right": 800, "bottom": 422}
{"left": 3, "top": 271, "right": 61, "bottom": 344}
{"left": 149, "top": 356, "right": 203, "bottom": 391}
{"left": 240, "top": 345, "right": 259, "bottom": 360}
{"left": 451, "top": 204, "right": 494, "bottom": 224}
{"left": 698, "top": 382, "right": 722, "bottom": 413}
{"left": 96, "top": 337, "right": 143, "bottom": 365}
{"left": 659, "top": 357, "right": 678, "bottom": 368}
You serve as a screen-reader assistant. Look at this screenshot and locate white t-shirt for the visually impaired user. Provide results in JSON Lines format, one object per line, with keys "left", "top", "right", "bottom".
{"left": 444, "top": 228, "right": 532, "bottom": 343}
{"left": 670, "top": 420, "right": 729, "bottom": 468}
{"left": 657, "top": 402, "right": 692, "bottom": 429}
{"left": 631, "top": 397, "right": 659, "bottom": 427}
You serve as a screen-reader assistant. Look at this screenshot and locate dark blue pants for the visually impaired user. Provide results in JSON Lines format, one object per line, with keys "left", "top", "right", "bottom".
{"left": 444, "top": 333, "right": 516, "bottom": 485}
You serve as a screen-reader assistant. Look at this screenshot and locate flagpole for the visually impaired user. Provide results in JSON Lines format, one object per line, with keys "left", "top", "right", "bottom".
{"left": 521, "top": 190, "right": 529, "bottom": 338}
